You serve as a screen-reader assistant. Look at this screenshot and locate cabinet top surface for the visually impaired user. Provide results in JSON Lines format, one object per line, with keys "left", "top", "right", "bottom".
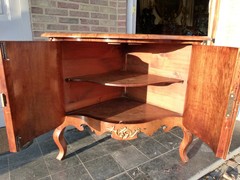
{"left": 42, "top": 32, "right": 211, "bottom": 43}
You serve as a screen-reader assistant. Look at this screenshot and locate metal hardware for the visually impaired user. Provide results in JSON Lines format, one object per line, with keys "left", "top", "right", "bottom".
{"left": 16, "top": 136, "right": 22, "bottom": 151}
{"left": 226, "top": 92, "right": 235, "bottom": 117}
{"left": 0, "top": 42, "right": 9, "bottom": 60}
{"left": 0, "top": 93, "right": 7, "bottom": 107}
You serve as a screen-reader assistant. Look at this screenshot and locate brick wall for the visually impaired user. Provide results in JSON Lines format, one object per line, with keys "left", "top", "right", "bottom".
{"left": 29, "top": 0, "right": 127, "bottom": 40}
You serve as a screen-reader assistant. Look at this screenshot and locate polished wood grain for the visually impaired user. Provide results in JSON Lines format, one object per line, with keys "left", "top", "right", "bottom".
{"left": 53, "top": 115, "right": 193, "bottom": 162}
{"left": 42, "top": 32, "right": 211, "bottom": 44}
{"left": 66, "top": 71, "right": 183, "bottom": 87}
{"left": 183, "top": 45, "right": 239, "bottom": 159}
{"left": 126, "top": 44, "right": 192, "bottom": 114}
{"left": 68, "top": 97, "right": 181, "bottom": 123}
{"left": 61, "top": 41, "right": 124, "bottom": 112}
{"left": 0, "top": 42, "right": 65, "bottom": 150}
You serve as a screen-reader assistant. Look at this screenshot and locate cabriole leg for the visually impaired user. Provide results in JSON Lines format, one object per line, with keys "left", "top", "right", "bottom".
{"left": 179, "top": 127, "right": 193, "bottom": 163}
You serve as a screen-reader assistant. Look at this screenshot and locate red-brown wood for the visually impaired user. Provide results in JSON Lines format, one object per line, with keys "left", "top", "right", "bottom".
{"left": 66, "top": 71, "right": 183, "bottom": 87}
{"left": 53, "top": 115, "right": 193, "bottom": 162}
{"left": 183, "top": 45, "right": 240, "bottom": 159}
{"left": 42, "top": 32, "right": 211, "bottom": 44}
{"left": 0, "top": 42, "right": 65, "bottom": 151}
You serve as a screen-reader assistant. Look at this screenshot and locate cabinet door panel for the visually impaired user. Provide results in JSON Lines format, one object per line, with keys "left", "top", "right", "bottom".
{"left": 183, "top": 45, "right": 240, "bottom": 158}
{"left": 0, "top": 42, "right": 65, "bottom": 152}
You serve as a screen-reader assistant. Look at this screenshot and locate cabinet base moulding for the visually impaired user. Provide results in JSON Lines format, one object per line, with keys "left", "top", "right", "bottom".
{"left": 53, "top": 115, "right": 193, "bottom": 163}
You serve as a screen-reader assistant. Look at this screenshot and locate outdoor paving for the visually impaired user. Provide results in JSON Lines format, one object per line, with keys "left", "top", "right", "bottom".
{"left": 0, "top": 121, "right": 240, "bottom": 180}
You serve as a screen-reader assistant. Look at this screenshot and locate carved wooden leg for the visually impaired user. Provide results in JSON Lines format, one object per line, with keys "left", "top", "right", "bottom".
{"left": 179, "top": 127, "right": 193, "bottom": 163}
{"left": 53, "top": 116, "right": 85, "bottom": 160}
{"left": 53, "top": 125, "right": 67, "bottom": 160}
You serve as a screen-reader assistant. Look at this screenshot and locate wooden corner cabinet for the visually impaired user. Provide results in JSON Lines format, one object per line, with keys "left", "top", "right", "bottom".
{"left": 0, "top": 33, "right": 239, "bottom": 163}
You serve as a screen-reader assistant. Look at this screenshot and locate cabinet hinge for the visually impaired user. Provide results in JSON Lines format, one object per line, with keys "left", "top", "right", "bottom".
{"left": 226, "top": 92, "right": 235, "bottom": 118}
{"left": 16, "top": 136, "right": 22, "bottom": 151}
{"left": 0, "top": 42, "right": 9, "bottom": 61}
{"left": 0, "top": 93, "right": 7, "bottom": 107}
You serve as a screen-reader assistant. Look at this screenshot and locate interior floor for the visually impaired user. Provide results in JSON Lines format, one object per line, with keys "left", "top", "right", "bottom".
{"left": 0, "top": 121, "right": 240, "bottom": 180}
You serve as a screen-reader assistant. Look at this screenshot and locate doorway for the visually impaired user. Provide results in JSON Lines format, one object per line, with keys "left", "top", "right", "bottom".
{"left": 136, "top": 0, "right": 209, "bottom": 35}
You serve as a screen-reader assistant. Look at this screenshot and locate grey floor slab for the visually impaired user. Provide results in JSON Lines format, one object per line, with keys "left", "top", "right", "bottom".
{"left": 0, "top": 121, "right": 240, "bottom": 180}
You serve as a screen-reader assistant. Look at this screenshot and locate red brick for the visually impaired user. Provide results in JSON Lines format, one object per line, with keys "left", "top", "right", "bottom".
{"left": 58, "top": 2, "right": 79, "bottom": 9}
{"left": 81, "top": 19, "right": 99, "bottom": 25}
{"left": 70, "top": 11, "right": 89, "bottom": 17}
{"left": 118, "top": 21, "right": 126, "bottom": 27}
{"left": 110, "top": 15, "right": 117, "bottom": 20}
{"left": 109, "top": 1, "right": 117, "bottom": 7}
{"left": 91, "top": 13, "right": 108, "bottom": 19}
{"left": 69, "top": 0, "right": 89, "bottom": 3}
{"left": 90, "top": 0, "right": 108, "bottom": 6}
{"left": 91, "top": 26, "right": 108, "bottom": 32}
{"left": 118, "top": 15, "right": 126, "bottom": 21}
{"left": 45, "top": 8, "right": 68, "bottom": 16}
{"left": 59, "top": 17, "right": 79, "bottom": 24}
{"left": 31, "top": 7, "right": 43, "bottom": 14}
{"left": 47, "top": 24, "right": 68, "bottom": 30}
{"left": 70, "top": 25, "right": 90, "bottom": 31}
{"left": 33, "top": 31, "right": 45, "bottom": 37}
{"left": 118, "top": 8, "right": 126, "bottom": 14}
{"left": 118, "top": 2, "right": 126, "bottom": 8}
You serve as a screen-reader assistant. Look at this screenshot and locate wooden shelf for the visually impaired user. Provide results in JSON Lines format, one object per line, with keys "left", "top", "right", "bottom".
{"left": 68, "top": 97, "right": 181, "bottom": 123}
{"left": 66, "top": 71, "right": 183, "bottom": 87}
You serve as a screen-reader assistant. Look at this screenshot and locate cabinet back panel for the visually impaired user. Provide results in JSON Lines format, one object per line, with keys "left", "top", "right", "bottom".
{"left": 126, "top": 44, "right": 192, "bottom": 114}
{"left": 61, "top": 42, "right": 125, "bottom": 111}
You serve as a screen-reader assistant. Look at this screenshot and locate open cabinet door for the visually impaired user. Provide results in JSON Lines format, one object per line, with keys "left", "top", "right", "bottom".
{"left": 0, "top": 42, "right": 65, "bottom": 152}
{"left": 183, "top": 45, "right": 240, "bottom": 159}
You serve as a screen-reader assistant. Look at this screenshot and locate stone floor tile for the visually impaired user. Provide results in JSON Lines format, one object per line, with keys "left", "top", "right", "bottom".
{"left": 84, "top": 155, "right": 124, "bottom": 180}
{"left": 108, "top": 173, "right": 132, "bottom": 180}
{"left": 132, "top": 138, "right": 169, "bottom": 159}
{"left": 39, "top": 176, "right": 52, "bottom": 180}
{"left": 127, "top": 167, "right": 151, "bottom": 179}
{"left": 0, "top": 168, "right": 10, "bottom": 180}
{"left": 226, "top": 159, "right": 238, "bottom": 168}
{"left": 76, "top": 142, "right": 108, "bottom": 163}
{"left": 137, "top": 150, "right": 183, "bottom": 180}
{"left": 51, "top": 164, "right": 92, "bottom": 180}
{"left": 153, "top": 132, "right": 182, "bottom": 150}
{"left": 9, "top": 158, "right": 49, "bottom": 180}
{"left": 36, "top": 130, "right": 54, "bottom": 143}
{"left": 8, "top": 143, "right": 42, "bottom": 167}
{"left": 0, "top": 153, "right": 9, "bottom": 170}
{"left": 38, "top": 138, "right": 58, "bottom": 156}
{"left": 44, "top": 151, "right": 81, "bottom": 174}
{"left": 100, "top": 137, "right": 131, "bottom": 153}
{"left": 112, "top": 146, "right": 148, "bottom": 170}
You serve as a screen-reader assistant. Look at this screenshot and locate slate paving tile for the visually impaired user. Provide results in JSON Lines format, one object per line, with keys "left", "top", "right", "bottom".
{"left": 44, "top": 151, "right": 81, "bottom": 174}
{"left": 36, "top": 130, "right": 54, "bottom": 143}
{"left": 39, "top": 176, "right": 52, "bottom": 180}
{"left": 51, "top": 164, "right": 92, "bottom": 180}
{"left": 108, "top": 173, "right": 132, "bottom": 180}
{"left": 112, "top": 146, "right": 148, "bottom": 170}
{"left": 76, "top": 142, "right": 108, "bottom": 163}
{"left": 154, "top": 132, "right": 182, "bottom": 150}
{"left": 170, "top": 127, "right": 183, "bottom": 138}
{"left": 9, "top": 158, "right": 49, "bottom": 180}
{"left": 0, "top": 153, "right": 8, "bottom": 170}
{"left": 127, "top": 167, "right": 151, "bottom": 180}
{"left": 8, "top": 143, "right": 42, "bottom": 167}
{"left": 137, "top": 150, "right": 184, "bottom": 180}
{"left": 132, "top": 138, "right": 169, "bottom": 159}
{"left": 100, "top": 137, "right": 131, "bottom": 153}
{"left": 38, "top": 138, "right": 58, "bottom": 156}
{"left": 0, "top": 168, "right": 10, "bottom": 180}
{"left": 84, "top": 155, "right": 124, "bottom": 180}
{"left": 128, "top": 133, "right": 150, "bottom": 146}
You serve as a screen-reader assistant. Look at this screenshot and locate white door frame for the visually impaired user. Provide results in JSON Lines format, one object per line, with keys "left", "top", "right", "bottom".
{"left": 127, "top": 0, "right": 137, "bottom": 34}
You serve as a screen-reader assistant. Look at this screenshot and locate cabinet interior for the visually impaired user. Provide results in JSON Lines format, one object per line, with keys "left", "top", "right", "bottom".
{"left": 61, "top": 41, "right": 192, "bottom": 123}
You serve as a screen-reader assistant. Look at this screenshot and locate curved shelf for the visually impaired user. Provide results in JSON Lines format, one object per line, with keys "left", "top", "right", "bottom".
{"left": 68, "top": 97, "right": 181, "bottom": 123}
{"left": 66, "top": 71, "right": 183, "bottom": 87}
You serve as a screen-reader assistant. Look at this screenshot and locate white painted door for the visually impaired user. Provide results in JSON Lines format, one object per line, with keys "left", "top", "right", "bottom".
{"left": 214, "top": 0, "right": 240, "bottom": 121}
{"left": 0, "top": 0, "right": 32, "bottom": 41}
{"left": 0, "top": 0, "right": 32, "bottom": 127}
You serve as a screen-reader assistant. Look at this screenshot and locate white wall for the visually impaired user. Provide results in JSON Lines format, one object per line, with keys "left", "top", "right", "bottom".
{"left": 0, "top": 0, "right": 32, "bottom": 40}
{"left": 214, "top": 0, "right": 240, "bottom": 120}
